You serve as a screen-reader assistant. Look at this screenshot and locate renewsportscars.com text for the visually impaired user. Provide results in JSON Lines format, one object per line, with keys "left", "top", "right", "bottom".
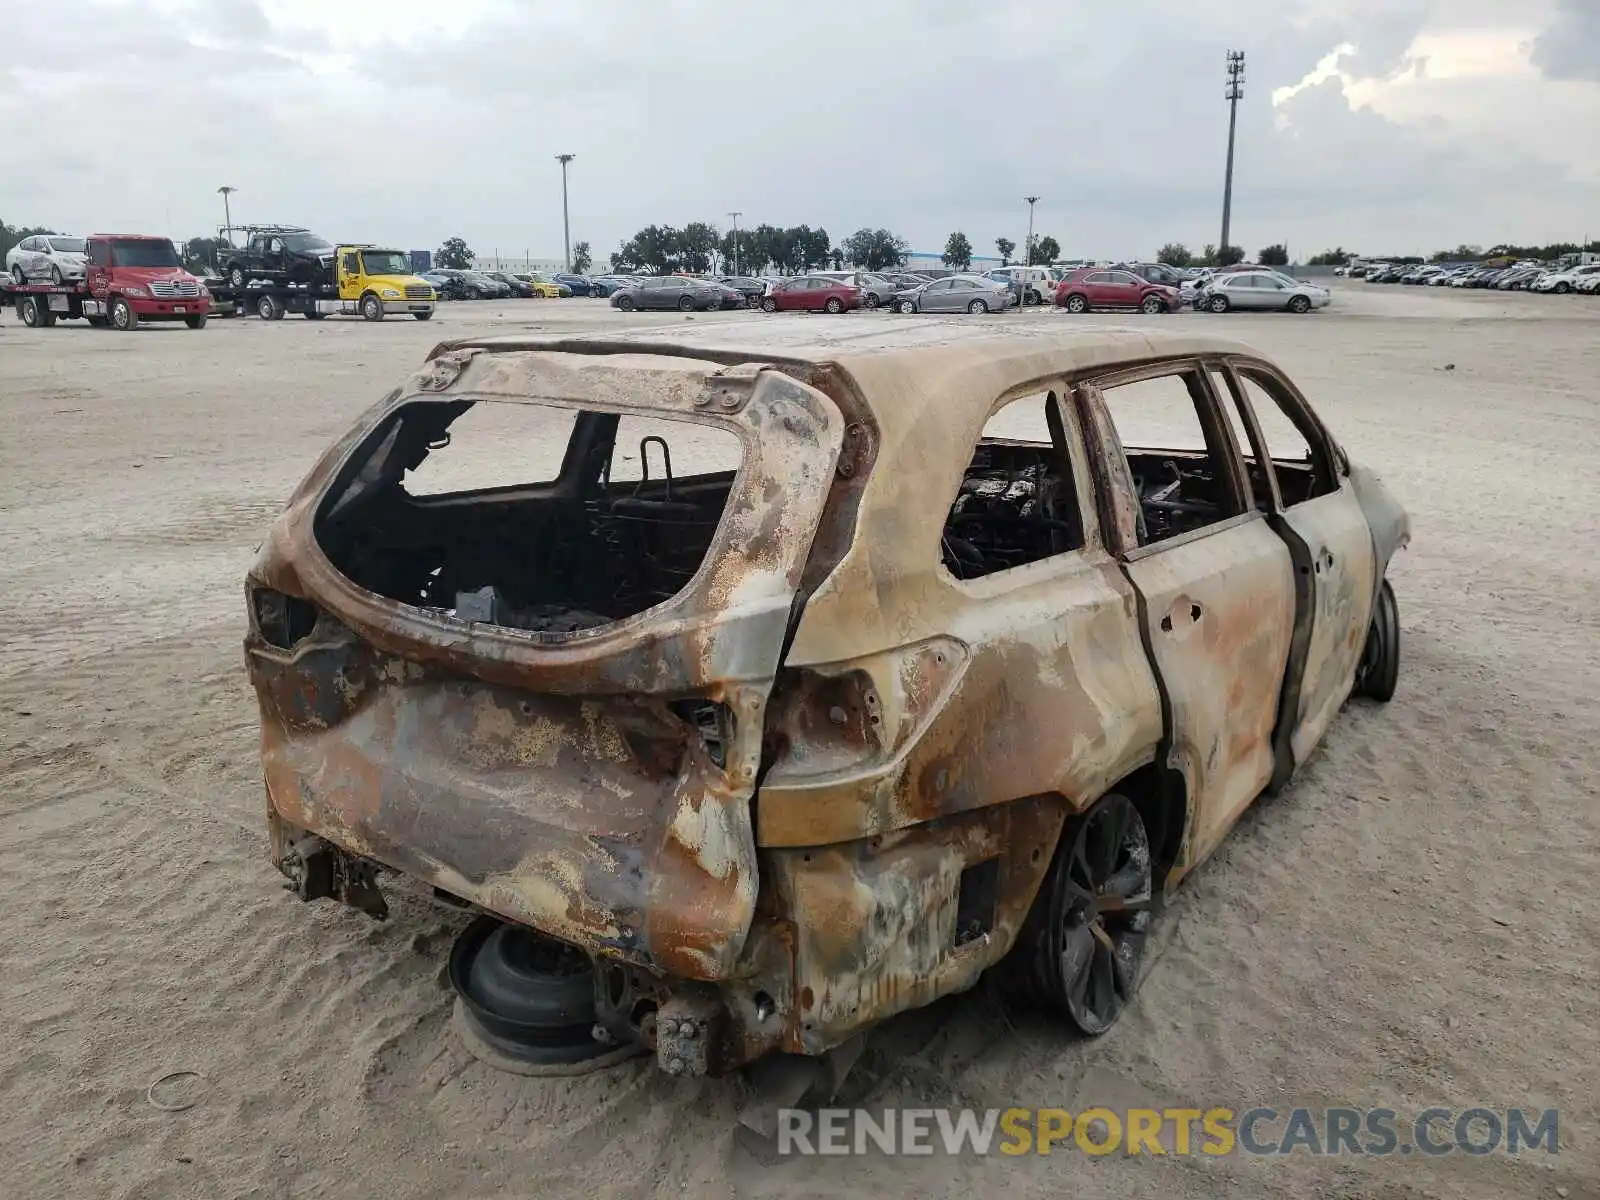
{"left": 777, "top": 1106, "right": 1560, "bottom": 1158}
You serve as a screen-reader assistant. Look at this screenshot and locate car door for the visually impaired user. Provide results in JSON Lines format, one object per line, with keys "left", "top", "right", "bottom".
{"left": 1215, "top": 360, "right": 1376, "bottom": 776}
{"left": 918, "top": 278, "right": 952, "bottom": 311}
{"left": 1080, "top": 271, "right": 1114, "bottom": 306}
{"left": 1256, "top": 275, "right": 1293, "bottom": 309}
{"left": 1076, "top": 362, "right": 1297, "bottom": 867}
{"left": 1106, "top": 271, "right": 1144, "bottom": 308}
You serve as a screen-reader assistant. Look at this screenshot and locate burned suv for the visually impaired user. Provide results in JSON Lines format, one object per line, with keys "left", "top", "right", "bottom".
{"left": 246, "top": 330, "right": 1408, "bottom": 1079}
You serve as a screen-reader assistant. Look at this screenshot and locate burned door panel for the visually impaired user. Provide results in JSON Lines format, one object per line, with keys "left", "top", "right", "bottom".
{"left": 1121, "top": 517, "right": 1296, "bottom": 868}
{"left": 1276, "top": 483, "right": 1377, "bottom": 766}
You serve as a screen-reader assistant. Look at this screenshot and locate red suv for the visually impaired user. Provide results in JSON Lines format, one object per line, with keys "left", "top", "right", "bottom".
{"left": 84, "top": 234, "right": 211, "bottom": 330}
{"left": 760, "top": 275, "right": 862, "bottom": 314}
{"left": 1055, "top": 267, "right": 1177, "bottom": 315}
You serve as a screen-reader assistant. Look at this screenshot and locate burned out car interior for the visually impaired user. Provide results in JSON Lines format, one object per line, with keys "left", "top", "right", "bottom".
{"left": 314, "top": 399, "right": 742, "bottom": 633}
{"left": 252, "top": 334, "right": 1406, "bottom": 1094}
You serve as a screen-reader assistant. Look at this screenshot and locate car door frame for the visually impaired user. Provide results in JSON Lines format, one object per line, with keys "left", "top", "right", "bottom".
{"left": 1073, "top": 359, "right": 1299, "bottom": 873}
{"left": 1211, "top": 356, "right": 1376, "bottom": 785}
{"left": 1104, "top": 270, "right": 1142, "bottom": 309}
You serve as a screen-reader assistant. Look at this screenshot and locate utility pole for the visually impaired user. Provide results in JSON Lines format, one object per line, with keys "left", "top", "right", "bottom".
{"left": 217, "top": 185, "right": 237, "bottom": 239}
{"left": 555, "top": 154, "right": 575, "bottom": 270}
{"left": 1024, "top": 195, "right": 1039, "bottom": 266}
{"left": 728, "top": 211, "right": 742, "bottom": 276}
{"left": 1220, "top": 50, "right": 1245, "bottom": 261}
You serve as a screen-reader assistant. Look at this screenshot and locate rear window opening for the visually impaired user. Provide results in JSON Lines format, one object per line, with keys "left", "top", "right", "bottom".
{"left": 314, "top": 399, "right": 744, "bottom": 635}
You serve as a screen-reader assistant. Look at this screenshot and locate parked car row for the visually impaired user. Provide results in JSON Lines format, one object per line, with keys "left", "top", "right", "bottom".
{"left": 1363, "top": 261, "right": 1600, "bottom": 293}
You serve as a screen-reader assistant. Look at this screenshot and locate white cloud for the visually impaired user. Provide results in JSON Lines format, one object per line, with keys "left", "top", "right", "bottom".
{"left": 2, "top": 0, "right": 1597, "bottom": 261}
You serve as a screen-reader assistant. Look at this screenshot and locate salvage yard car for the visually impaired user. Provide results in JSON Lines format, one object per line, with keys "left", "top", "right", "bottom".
{"left": 246, "top": 329, "right": 1408, "bottom": 1081}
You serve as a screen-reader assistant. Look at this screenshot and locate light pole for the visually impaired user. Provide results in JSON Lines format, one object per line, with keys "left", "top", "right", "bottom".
{"left": 1024, "top": 195, "right": 1039, "bottom": 267}
{"left": 218, "top": 185, "right": 238, "bottom": 239}
{"left": 555, "top": 154, "right": 575, "bottom": 270}
{"left": 1220, "top": 51, "right": 1246, "bottom": 261}
{"left": 728, "top": 211, "right": 742, "bottom": 275}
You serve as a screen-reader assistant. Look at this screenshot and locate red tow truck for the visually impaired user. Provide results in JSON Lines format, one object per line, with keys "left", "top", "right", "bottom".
{"left": 0, "top": 233, "right": 211, "bottom": 330}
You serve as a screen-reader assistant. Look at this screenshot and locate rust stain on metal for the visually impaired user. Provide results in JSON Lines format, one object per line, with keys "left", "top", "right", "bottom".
{"left": 247, "top": 331, "right": 1407, "bottom": 1077}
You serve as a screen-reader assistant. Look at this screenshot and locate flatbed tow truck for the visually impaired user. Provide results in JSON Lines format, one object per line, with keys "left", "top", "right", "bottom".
{"left": 207, "top": 243, "right": 436, "bottom": 321}
{"left": 1, "top": 232, "right": 211, "bottom": 329}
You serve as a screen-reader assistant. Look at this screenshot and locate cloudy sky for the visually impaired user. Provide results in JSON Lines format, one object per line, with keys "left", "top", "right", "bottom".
{"left": 3, "top": 0, "right": 1598, "bottom": 264}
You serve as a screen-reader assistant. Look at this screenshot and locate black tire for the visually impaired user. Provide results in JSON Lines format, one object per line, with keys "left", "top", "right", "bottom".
{"left": 825, "top": 297, "right": 844, "bottom": 314}
{"left": 1003, "top": 792, "right": 1153, "bottom": 1035}
{"left": 1140, "top": 294, "right": 1165, "bottom": 314}
{"left": 864, "top": 292, "right": 880, "bottom": 309}
{"left": 676, "top": 294, "right": 695, "bottom": 312}
{"left": 1026, "top": 290, "right": 1042, "bottom": 306}
{"left": 1064, "top": 293, "right": 1089, "bottom": 314}
{"left": 760, "top": 297, "right": 777, "bottom": 313}
{"left": 1287, "top": 295, "right": 1311, "bottom": 314}
{"left": 1355, "top": 578, "right": 1400, "bottom": 702}
{"left": 184, "top": 315, "right": 207, "bottom": 330}
{"left": 897, "top": 299, "right": 916, "bottom": 314}
{"left": 18, "top": 296, "right": 43, "bottom": 327}
{"left": 50, "top": 264, "right": 65, "bottom": 285}
{"left": 1207, "top": 294, "right": 1230, "bottom": 314}
{"left": 229, "top": 265, "right": 246, "bottom": 290}
{"left": 255, "top": 294, "right": 283, "bottom": 321}
{"left": 360, "top": 292, "right": 384, "bottom": 321}
{"left": 110, "top": 297, "right": 135, "bottom": 331}
{"left": 413, "top": 310, "right": 433, "bottom": 321}
{"left": 11, "top": 264, "right": 27, "bottom": 285}
{"left": 1554, "top": 282, "right": 1570, "bottom": 295}
{"left": 616, "top": 295, "right": 635, "bottom": 311}
{"left": 967, "top": 298, "right": 989, "bottom": 314}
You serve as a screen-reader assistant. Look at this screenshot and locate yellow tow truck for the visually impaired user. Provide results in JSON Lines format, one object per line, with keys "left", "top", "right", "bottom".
{"left": 215, "top": 244, "right": 436, "bottom": 321}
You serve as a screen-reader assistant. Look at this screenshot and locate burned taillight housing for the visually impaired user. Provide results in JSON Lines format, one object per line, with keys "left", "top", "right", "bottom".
{"left": 251, "top": 586, "right": 319, "bottom": 650}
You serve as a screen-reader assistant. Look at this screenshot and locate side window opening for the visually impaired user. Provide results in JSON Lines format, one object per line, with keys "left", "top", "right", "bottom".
{"left": 1096, "top": 367, "right": 1245, "bottom": 547}
{"left": 1210, "top": 367, "right": 1274, "bottom": 513}
{"left": 1232, "top": 367, "right": 1338, "bottom": 504}
{"left": 942, "top": 390, "right": 1085, "bottom": 580}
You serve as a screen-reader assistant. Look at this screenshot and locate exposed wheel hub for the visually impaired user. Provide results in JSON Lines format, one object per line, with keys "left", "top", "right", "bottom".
{"left": 448, "top": 915, "right": 634, "bottom": 1071}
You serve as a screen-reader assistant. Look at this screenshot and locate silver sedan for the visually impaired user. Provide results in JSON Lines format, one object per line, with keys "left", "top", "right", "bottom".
{"left": 1198, "top": 271, "right": 1330, "bottom": 314}
{"left": 893, "top": 274, "right": 1017, "bottom": 314}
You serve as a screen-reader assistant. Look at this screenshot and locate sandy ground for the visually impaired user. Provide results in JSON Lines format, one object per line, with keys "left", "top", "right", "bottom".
{"left": 2, "top": 284, "right": 1596, "bottom": 1199}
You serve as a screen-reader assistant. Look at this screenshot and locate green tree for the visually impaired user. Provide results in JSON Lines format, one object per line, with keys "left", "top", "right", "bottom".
{"left": 1308, "top": 247, "right": 1352, "bottom": 266}
{"left": 942, "top": 231, "right": 973, "bottom": 270}
{"left": 571, "top": 241, "right": 592, "bottom": 274}
{"left": 719, "top": 229, "right": 765, "bottom": 276}
{"left": 995, "top": 236, "right": 1016, "bottom": 266}
{"left": 1258, "top": 244, "right": 1289, "bottom": 266}
{"left": 795, "top": 226, "right": 833, "bottom": 271}
{"left": 829, "top": 249, "right": 845, "bottom": 271}
{"left": 436, "top": 236, "right": 475, "bottom": 269}
{"left": 1033, "top": 235, "right": 1060, "bottom": 265}
{"left": 1157, "top": 242, "right": 1192, "bottom": 268}
{"left": 180, "top": 236, "right": 228, "bottom": 275}
{"left": 677, "top": 222, "right": 720, "bottom": 274}
{"left": 841, "top": 228, "right": 909, "bottom": 271}
{"left": 1197, "top": 243, "right": 1218, "bottom": 266}
{"left": 1217, "top": 244, "right": 1246, "bottom": 266}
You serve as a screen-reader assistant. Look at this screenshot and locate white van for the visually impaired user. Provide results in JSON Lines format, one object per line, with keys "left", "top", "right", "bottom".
{"left": 988, "top": 265, "right": 1059, "bottom": 305}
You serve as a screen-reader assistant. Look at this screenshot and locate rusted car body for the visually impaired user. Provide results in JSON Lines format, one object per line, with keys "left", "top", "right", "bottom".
{"left": 246, "top": 328, "right": 1409, "bottom": 1076}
